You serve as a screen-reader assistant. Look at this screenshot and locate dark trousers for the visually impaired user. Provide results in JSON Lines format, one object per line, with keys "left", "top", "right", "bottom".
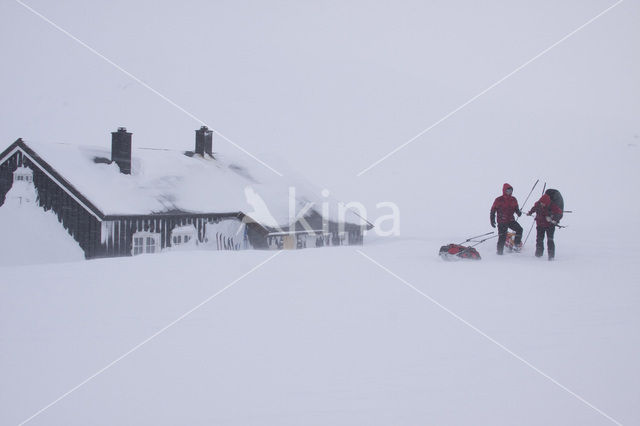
{"left": 497, "top": 221, "right": 523, "bottom": 254}
{"left": 536, "top": 226, "right": 556, "bottom": 259}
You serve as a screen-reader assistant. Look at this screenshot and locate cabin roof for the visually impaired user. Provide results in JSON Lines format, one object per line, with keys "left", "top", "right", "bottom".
{"left": 1, "top": 138, "right": 368, "bottom": 229}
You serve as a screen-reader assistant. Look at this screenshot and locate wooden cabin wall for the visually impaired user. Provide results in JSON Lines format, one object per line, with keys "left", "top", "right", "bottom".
{"left": 246, "top": 223, "right": 269, "bottom": 249}
{"left": 29, "top": 157, "right": 103, "bottom": 259}
{"left": 264, "top": 214, "right": 365, "bottom": 250}
{"left": 99, "top": 214, "right": 246, "bottom": 257}
{"left": 0, "top": 151, "right": 103, "bottom": 258}
{"left": 0, "top": 151, "right": 20, "bottom": 206}
{"left": 288, "top": 211, "right": 363, "bottom": 245}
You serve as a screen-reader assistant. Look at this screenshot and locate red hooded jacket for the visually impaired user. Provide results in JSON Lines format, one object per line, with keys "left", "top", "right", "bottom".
{"left": 490, "top": 183, "right": 521, "bottom": 225}
{"left": 527, "top": 194, "right": 563, "bottom": 228}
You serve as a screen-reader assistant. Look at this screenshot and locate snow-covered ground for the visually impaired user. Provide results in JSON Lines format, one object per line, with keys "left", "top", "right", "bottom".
{"left": 1, "top": 233, "right": 639, "bottom": 425}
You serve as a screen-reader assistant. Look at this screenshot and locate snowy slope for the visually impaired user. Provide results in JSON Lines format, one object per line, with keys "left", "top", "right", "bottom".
{"left": 0, "top": 241, "right": 638, "bottom": 425}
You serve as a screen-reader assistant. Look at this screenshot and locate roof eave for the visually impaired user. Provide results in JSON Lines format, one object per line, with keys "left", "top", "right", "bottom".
{"left": 1, "top": 138, "right": 106, "bottom": 220}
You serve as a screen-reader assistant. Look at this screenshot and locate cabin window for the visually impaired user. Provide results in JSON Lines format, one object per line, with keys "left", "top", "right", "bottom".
{"left": 13, "top": 167, "right": 34, "bottom": 184}
{"left": 132, "top": 232, "right": 161, "bottom": 255}
{"left": 133, "top": 237, "right": 144, "bottom": 255}
{"left": 145, "top": 237, "right": 156, "bottom": 253}
{"left": 170, "top": 225, "right": 197, "bottom": 248}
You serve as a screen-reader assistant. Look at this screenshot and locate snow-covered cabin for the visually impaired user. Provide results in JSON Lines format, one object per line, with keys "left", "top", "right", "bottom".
{"left": 0, "top": 128, "right": 370, "bottom": 259}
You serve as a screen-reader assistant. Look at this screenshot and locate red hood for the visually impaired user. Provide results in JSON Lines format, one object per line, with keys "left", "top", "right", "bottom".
{"left": 502, "top": 183, "right": 513, "bottom": 196}
{"left": 539, "top": 194, "right": 551, "bottom": 206}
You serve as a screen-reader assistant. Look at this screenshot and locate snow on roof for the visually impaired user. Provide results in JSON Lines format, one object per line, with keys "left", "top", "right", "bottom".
{"left": 17, "top": 139, "right": 365, "bottom": 228}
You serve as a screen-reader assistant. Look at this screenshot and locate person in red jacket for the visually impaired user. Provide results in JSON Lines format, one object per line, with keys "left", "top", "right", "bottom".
{"left": 527, "top": 193, "right": 563, "bottom": 260}
{"left": 490, "top": 183, "right": 522, "bottom": 255}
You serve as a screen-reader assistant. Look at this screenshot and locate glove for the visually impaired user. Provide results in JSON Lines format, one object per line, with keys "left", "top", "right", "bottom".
{"left": 551, "top": 220, "right": 558, "bottom": 225}
{"left": 490, "top": 221, "right": 496, "bottom": 228}
{"left": 546, "top": 216, "right": 552, "bottom": 222}
{"left": 526, "top": 212, "right": 532, "bottom": 217}
{"left": 516, "top": 210, "right": 522, "bottom": 217}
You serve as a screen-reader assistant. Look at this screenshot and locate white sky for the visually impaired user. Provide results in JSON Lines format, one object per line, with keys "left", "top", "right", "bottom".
{"left": 1, "top": 0, "right": 638, "bottom": 236}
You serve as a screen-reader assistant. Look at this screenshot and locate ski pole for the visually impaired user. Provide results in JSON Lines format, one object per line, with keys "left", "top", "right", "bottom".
{"left": 523, "top": 220, "right": 535, "bottom": 247}
{"left": 455, "top": 235, "right": 498, "bottom": 257}
{"left": 469, "top": 234, "right": 498, "bottom": 247}
{"left": 522, "top": 182, "right": 546, "bottom": 248}
{"left": 457, "top": 231, "right": 494, "bottom": 245}
{"left": 519, "top": 179, "right": 539, "bottom": 214}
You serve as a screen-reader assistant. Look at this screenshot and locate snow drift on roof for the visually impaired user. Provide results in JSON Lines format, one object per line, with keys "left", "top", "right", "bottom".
{"left": 18, "top": 140, "right": 365, "bottom": 228}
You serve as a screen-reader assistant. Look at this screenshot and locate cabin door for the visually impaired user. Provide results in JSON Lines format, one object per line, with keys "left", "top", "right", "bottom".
{"left": 283, "top": 234, "right": 296, "bottom": 250}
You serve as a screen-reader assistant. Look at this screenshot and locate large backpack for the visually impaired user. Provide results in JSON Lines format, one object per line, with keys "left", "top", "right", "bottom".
{"left": 545, "top": 189, "right": 564, "bottom": 220}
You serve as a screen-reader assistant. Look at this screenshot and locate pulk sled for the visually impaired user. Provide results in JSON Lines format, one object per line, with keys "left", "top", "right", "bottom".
{"left": 439, "top": 232, "right": 497, "bottom": 260}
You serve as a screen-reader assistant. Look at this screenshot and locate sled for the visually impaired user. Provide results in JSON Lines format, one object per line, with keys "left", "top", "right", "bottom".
{"left": 439, "top": 244, "right": 481, "bottom": 261}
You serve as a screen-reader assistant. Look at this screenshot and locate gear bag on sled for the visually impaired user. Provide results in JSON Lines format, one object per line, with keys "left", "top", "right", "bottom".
{"left": 545, "top": 189, "right": 564, "bottom": 220}
{"left": 504, "top": 232, "right": 523, "bottom": 253}
{"left": 439, "top": 244, "right": 481, "bottom": 261}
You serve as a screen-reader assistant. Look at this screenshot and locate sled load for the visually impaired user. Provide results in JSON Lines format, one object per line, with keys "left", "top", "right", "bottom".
{"left": 439, "top": 232, "right": 497, "bottom": 261}
{"left": 504, "top": 232, "right": 523, "bottom": 253}
{"left": 439, "top": 244, "right": 481, "bottom": 260}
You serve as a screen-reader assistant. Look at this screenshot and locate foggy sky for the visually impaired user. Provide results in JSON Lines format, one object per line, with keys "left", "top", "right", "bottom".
{"left": 1, "top": 0, "right": 638, "bottom": 237}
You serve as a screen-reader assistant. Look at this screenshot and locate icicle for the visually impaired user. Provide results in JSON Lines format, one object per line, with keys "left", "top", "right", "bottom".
{"left": 101, "top": 221, "right": 107, "bottom": 245}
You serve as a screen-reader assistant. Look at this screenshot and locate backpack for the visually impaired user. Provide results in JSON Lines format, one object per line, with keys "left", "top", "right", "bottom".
{"left": 545, "top": 189, "right": 564, "bottom": 220}
{"left": 439, "top": 244, "right": 481, "bottom": 261}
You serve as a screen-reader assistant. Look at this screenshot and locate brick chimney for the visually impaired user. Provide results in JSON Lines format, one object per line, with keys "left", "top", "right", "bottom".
{"left": 195, "top": 126, "right": 213, "bottom": 156}
{"left": 111, "top": 127, "right": 132, "bottom": 174}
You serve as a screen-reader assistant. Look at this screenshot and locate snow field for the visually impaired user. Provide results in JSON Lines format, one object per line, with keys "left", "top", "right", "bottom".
{"left": 1, "top": 240, "right": 638, "bottom": 425}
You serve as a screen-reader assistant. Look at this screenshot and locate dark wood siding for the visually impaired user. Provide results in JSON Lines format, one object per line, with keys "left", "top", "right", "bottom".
{"left": 97, "top": 214, "right": 248, "bottom": 257}
{"left": 0, "top": 151, "right": 103, "bottom": 259}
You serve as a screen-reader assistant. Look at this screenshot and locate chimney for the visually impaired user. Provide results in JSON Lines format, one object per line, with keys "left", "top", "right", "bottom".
{"left": 111, "top": 127, "right": 132, "bottom": 174}
{"left": 195, "top": 126, "right": 213, "bottom": 156}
